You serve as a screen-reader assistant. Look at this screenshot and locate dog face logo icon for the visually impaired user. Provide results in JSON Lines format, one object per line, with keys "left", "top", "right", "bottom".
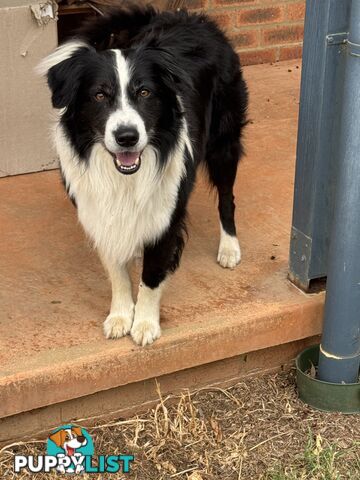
{"left": 47, "top": 424, "right": 94, "bottom": 474}
{"left": 49, "top": 426, "right": 87, "bottom": 456}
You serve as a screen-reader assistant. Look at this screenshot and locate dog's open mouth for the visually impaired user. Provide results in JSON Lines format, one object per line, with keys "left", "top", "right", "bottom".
{"left": 113, "top": 151, "right": 141, "bottom": 175}
{"left": 66, "top": 446, "right": 75, "bottom": 456}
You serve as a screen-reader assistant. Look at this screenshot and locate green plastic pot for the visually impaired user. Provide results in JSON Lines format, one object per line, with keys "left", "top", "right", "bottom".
{"left": 296, "top": 345, "right": 360, "bottom": 413}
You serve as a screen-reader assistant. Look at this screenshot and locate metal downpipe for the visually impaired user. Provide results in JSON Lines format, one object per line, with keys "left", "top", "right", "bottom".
{"left": 317, "top": 0, "right": 360, "bottom": 384}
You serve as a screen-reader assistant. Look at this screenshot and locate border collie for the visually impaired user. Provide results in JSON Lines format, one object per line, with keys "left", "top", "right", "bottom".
{"left": 38, "top": 3, "right": 248, "bottom": 346}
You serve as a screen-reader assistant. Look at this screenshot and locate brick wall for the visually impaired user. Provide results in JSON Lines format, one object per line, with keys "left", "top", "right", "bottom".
{"left": 61, "top": 1, "right": 305, "bottom": 66}
{"left": 179, "top": 0, "right": 306, "bottom": 66}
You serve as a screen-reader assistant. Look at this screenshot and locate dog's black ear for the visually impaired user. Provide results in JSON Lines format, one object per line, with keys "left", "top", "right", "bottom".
{"left": 37, "top": 41, "right": 94, "bottom": 109}
{"left": 47, "top": 54, "right": 85, "bottom": 109}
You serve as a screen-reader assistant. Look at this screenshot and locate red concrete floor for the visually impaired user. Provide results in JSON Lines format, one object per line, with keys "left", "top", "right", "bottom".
{"left": 0, "top": 60, "right": 324, "bottom": 420}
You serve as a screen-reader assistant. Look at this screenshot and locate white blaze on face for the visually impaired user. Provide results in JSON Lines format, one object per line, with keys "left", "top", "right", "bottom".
{"left": 104, "top": 49, "right": 148, "bottom": 154}
{"left": 64, "top": 429, "right": 85, "bottom": 451}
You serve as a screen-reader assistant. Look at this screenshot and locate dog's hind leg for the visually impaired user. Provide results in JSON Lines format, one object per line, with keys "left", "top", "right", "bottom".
{"left": 206, "top": 137, "right": 242, "bottom": 269}
{"left": 131, "top": 216, "right": 186, "bottom": 346}
{"left": 205, "top": 67, "right": 247, "bottom": 269}
{"left": 100, "top": 253, "right": 135, "bottom": 339}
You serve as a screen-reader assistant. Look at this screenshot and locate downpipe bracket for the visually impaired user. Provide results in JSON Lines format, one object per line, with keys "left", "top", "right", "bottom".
{"left": 326, "top": 32, "right": 360, "bottom": 57}
{"left": 326, "top": 32, "right": 348, "bottom": 45}
{"left": 347, "top": 40, "right": 360, "bottom": 57}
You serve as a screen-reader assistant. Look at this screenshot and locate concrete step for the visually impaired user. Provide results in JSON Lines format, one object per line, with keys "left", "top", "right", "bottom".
{"left": 0, "top": 60, "right": 324, "bottom": 442}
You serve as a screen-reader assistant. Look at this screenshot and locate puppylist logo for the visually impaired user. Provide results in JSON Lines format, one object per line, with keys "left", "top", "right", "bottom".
{"left": 14, "top": 424, "right": 134, "bottom": 475}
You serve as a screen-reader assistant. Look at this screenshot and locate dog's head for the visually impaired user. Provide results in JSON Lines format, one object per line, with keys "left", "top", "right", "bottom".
{"left": 37, "top": 39, "right": 190, "bottom": 175}
{"left": 49, "top": 426, "right": 87, "bottom": 455}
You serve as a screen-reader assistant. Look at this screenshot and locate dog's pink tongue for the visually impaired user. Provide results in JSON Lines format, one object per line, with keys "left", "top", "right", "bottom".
{"left": 116, "top": 152, "right": 139, "bottom": 166}
{"left": 67, "top": 446, "right": 75, "bottom": 456}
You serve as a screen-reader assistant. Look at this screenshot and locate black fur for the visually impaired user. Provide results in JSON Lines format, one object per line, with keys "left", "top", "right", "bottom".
{"left": 46, "top": 4, "right": 248, "bottom": 289}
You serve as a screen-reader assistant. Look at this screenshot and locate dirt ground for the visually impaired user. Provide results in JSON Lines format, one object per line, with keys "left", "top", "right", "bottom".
{"left": 1, "top": 369, "right": 359, "bottom": 479}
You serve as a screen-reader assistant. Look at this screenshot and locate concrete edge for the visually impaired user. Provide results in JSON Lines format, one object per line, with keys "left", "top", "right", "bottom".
{"left": 0, "top": 336, "right": 320, "bottom": 445}
{"left": 0, "top": 298, "right": 324, "bottom": 418}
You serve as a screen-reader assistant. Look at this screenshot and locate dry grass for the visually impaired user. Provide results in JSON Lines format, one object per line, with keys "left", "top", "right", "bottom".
{"left": 1, "top": 369, "right": 359, "bottom": 479}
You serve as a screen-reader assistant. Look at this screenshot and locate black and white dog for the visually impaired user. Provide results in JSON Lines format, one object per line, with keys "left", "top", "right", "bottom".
{"left": 38, "top": 3, "right": 248, "bottom": 346}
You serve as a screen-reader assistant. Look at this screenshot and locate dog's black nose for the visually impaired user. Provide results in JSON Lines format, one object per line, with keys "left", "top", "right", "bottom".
{"left": 77, "top": 435, "right": 86, "bottom": 443}
{"left": 114, "top": 127, "right": 139, "bottom": 147}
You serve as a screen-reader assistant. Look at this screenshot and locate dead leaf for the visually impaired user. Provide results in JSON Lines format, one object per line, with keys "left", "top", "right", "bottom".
{"left": 309, "top": 361, "right": 316, "bottom": 378}
{"left": 210, "top": 415, "right": 223, "bottom": 443}
{"left": 161, "top": 460, "right": 177, "bottom": 474}
{"left": 188, "top": 472, "right": 204, "bottom": 480}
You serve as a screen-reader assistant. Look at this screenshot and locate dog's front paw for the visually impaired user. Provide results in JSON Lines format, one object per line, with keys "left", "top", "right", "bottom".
{"left": 103, "top": 307, "right": 134, "bottom": 339}
{"left": 217, "top": 235, "right": 241, "bottom": 269}
{"left": 131, "top": 316, "right": 161, "bottom": 346}
{"left": 75, "top": 465, "right": 84, "bottom": 474}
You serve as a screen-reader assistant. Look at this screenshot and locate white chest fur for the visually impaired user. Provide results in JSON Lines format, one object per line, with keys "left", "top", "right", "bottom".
{"left": 55, "top": 124, "right": 187, "bottom": 264}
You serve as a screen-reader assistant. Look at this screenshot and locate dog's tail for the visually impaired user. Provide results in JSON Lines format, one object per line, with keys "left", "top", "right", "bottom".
{"left": 76, "top": 1, "right": 157, "bottom": 50}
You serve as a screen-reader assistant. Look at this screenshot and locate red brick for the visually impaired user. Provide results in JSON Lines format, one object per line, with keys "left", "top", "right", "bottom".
{"left": 230, "top": 30, "right": 259, "bottom": 48}
{"left": 214, "top": 0, "right": 255, "bottom": 6}
{"left": 258, "top": 0, "right": 287, "bottom": 3}
{"left": 279, "top": 43, "right": 303, "bottom": 61}
{"left": 237, "top": 6, "right": 283, "bottom": 26}
{"left": 286, "top": 1, "right": 306, "bottom": 21}
{"left": 183, "top": 0, "right": 208, "bottom": 9}
{"left": 238, "top": 47, "right": 277, "bottom": 66}
{"left": 153, "top": 0, "right": 208, "bottom": 9}
{"left": 262, "top": 24, "right": 304, "bottom": 45}
{"left": 209, "top": 12, "right": 232, "bottom": 29}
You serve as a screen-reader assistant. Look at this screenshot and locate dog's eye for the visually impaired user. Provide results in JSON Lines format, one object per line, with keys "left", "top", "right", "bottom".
{"left": 94, "top": 92, "right": 105, "bottom": 102}
{"left": 138, "top": 88, "right": 151, "bottom": 98}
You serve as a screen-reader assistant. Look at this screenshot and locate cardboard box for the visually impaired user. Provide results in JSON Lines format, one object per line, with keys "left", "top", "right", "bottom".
{"left": 0, "top": 1, "right": 58, "bottom": 177}
{"left": 0, "top": 1, "right": 181, "bottom": 178}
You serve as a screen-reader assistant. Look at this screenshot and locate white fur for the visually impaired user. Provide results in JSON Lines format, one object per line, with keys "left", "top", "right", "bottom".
{"left": 131, "top": 281, "right": 165, "bottom": 346}
{"left": 36, "top": 40, "right": 88, "bottom": 76}
{"left": 104, "top": 50, "right": 148, "bottom": 153}
{"left": 56, "top": 128, "right": 188, "bottom": 343}
{"left": 177, "top": 95, "right": 193, "bottom": 159}
{"left": 217, "top": 223, "right": 241, "bottom": 268}
{"left": 57, "top": 123, "right": 189, "bottom": 265}
{"left": 101, "top": 256, "right": 134, "bottom": 339}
